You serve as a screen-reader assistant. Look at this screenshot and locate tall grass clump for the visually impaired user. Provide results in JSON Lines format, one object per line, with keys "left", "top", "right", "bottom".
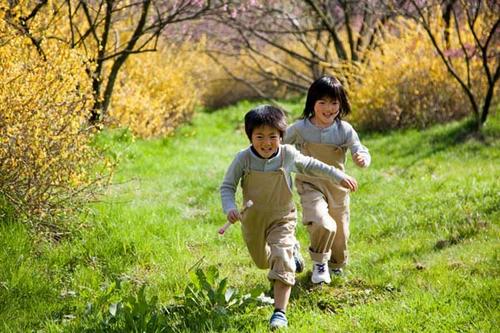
{"left": 0, "top": 9, "right": 109, "bottom": 231}
{"left": 349, "top": 19, "right": 479, "bottom": 131}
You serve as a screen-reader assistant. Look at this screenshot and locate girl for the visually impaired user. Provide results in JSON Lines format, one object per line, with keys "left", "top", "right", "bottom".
{"left": 284, "top": 76, "right": 371, "bottom": 285}
{"left": 220, "top": 105, "right": 357, "bottom": 329}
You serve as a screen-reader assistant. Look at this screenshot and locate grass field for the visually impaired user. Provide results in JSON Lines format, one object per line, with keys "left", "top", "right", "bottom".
{"left": 1, "top": 101, "right": 499, "bottom": 332}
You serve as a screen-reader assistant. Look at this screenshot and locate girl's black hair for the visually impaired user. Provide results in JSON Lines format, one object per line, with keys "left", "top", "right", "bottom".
{"left": 302, "top": 75, "right": 351, "bottom": 120}
{"left": 244, "top": 105, "right": 287, "bottom": 141}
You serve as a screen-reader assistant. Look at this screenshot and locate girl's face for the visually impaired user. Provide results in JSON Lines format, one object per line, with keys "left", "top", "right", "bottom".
{"left": 312, "top": 97, "right": 340, "bottom": 127}
{"left": 251, "top": 125, "right": 281, "bottom": 159}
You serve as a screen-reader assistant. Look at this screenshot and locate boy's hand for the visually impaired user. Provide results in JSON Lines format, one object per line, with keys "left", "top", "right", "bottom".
{"left": 226, "top": 209, "right": 241, "bottom": 224}
{"left": 353, "top": 153, "right": 367, "bottom": 168}
{"left": 340, "top": 176, "right": 358, "bottom": 192}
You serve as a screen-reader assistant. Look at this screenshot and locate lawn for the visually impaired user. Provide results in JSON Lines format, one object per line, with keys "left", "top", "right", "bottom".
{"left": 1, "top": 101, "right": 498, "bottom": 332}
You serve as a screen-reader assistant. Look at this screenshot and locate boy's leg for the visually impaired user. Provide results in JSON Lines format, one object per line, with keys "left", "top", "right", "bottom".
{"left": 266, "top": 209, "right": 297, "bottom": 286}
{"left": 241, "top": 210, "right": 271, "bottom": 269}
{"left": 269, "top": 280, "right": 291, "bottom": 329}
{"left": 273, "top": 280, "right": 291, "bottom": 311}
{"left": 267, "top": 211, "right": 295, "bottom": 330}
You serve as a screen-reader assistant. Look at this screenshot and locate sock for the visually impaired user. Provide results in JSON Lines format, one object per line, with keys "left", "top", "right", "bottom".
{"left": 274, "top": 308, "right": 285, "bottom": 314}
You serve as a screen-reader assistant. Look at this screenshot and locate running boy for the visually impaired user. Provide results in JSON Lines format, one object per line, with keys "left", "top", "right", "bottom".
{"left": 284, "top": 75, "right": 371, "bottom": 285}
{"left": 220, "top": 104, "right": 357, "bottom": 329}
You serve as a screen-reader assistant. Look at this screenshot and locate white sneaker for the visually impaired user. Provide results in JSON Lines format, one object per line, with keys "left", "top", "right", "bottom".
{"left": 311, "top": 261, "right": 331, "bottom": 284}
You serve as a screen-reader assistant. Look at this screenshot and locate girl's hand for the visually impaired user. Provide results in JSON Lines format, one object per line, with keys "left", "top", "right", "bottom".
{"left": 353, "top": 153, "right": 367, "bottom": 167}
{"left": 226, "top": 209, "right": 241, "bottom": 224}
{"left": 340, "top": 176, "right": 358, "bottom": 192}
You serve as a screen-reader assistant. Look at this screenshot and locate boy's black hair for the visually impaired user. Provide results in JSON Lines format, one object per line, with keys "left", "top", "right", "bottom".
{"left": 302, "top": 75, "right": 351, "bottom": 120}
{"left": 244, "top": 105, "right": 287, "bottom": 141}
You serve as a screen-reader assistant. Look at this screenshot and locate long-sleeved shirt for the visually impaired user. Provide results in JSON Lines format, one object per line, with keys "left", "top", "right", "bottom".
{"left": 284, "top": 118, "right": 371, "bottom": 166}
{"left": 220, "top": 144, "right": 348, "bottom": 214}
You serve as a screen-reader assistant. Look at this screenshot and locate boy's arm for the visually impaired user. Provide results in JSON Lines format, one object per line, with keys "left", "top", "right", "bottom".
{"left": 220, "top": 152, "right": 245, "bottom": 215}
{"left": 287, "top": 145, "right": 349, "bottom": 185}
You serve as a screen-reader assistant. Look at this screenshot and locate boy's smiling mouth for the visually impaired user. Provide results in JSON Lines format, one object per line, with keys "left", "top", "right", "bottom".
{"left": 257, "top": 146, "right": 276, "bottom": 157}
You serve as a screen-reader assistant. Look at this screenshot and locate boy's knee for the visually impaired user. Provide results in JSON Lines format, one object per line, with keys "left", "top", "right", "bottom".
{"left": 269, "top": 244, "right": 294, "bottom": 272}
{"left": 268, "top": 272, "right": 295, "bottom": 286}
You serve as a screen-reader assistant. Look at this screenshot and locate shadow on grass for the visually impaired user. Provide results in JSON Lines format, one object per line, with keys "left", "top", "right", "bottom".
{"left": 398, "top": 118, "right": 486, "bottom": 167}
{"left": 289, "top": 271, "right": 398, "bottom": 315}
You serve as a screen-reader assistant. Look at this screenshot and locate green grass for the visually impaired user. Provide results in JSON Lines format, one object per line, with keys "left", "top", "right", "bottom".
{"left": 1, "top": 101, "right": 498, "bottom": 332}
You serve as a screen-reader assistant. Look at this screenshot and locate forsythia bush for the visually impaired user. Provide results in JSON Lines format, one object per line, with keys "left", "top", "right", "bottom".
{"left": 0, "top": 16, "right": 107, "bottom": 230}
{"left": 349, "top": 19, "right": 473, "bottom": 131}
{"left": 109, "top": 43, "right": 205, "bottom": 138}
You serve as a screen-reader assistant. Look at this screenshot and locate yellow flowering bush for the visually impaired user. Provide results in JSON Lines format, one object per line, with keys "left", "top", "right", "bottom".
{"left": 349, "top": 19, "right": 476, "bottom": 131}
{"left": 108, "top": 43, "right": 206, "bottom": 138}
{"left": 0, "top": 17, "right": 108, "bottom": 230}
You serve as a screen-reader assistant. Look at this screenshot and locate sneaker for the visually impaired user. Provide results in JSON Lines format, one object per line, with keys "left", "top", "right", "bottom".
{"left": 269, "top": 310, "right": 288, "bottom": 329}
{"left": 311, "top": 261, "right": 331, "bottom": 284}
{"left": 293, "top": 243, "right": 304, "bottom": 273}
{"left": 330, "top": 267, "right": 343, "bottom": 276}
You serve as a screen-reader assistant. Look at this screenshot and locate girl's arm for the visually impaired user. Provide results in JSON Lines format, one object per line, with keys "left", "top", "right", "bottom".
{"left": 283, "top": 124, "right": 298, "bottom": 145}
{"left": 343, "top": 122, "right": 371, "bottom": 168}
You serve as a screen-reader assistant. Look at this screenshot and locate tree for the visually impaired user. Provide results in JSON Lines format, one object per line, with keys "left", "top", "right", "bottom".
{"left": 5, "top": 0, "right": 225, "bottom": 123}
{"left": 398, "top": 0, "right": 499, "bottom": 131}
{"left": 207, "top": 0, "right": 400, "bottom": 98}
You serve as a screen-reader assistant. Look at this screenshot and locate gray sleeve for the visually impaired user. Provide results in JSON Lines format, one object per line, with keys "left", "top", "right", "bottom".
{"left": 283, "top": 124, "right": 297, "bottom": 145}
{"left": 286, "top": 145, "right": 347, "bottom": 184}
{"left": 220, "top": 152, "right": 245, "bottom": 214}
{"left": 344, "top": 122, "right": 371, "bottom": 167}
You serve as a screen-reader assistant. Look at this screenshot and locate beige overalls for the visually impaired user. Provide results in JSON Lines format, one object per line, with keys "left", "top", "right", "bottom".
{"left": 295, "top": 135, "right": 350, "bottom": 269}
{"left": 240, "top": 150, "right": 297, "bottom": 286}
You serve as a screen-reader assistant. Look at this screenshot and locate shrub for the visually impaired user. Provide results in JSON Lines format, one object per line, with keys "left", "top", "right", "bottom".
{"left": 349, "top": 19, "right": 475, "bottom": 131}
{"left": 108, "top": 42, "right": 205, "bottom": 139}
{"left": 0, "top": 13, "right": 108, "bottom": 231}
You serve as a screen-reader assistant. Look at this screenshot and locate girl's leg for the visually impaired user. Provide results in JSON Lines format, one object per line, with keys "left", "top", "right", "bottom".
{"left": 328, "top": 206, "right": 350, "bottom": 269}
{"left": 297, "top": 182, "right": 335, "bottom": 284}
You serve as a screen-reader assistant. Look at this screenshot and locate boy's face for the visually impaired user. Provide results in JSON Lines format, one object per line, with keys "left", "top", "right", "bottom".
{"left": 313, "top": 96, "right": 340, "bottom": 126}
{"left": 251, "top": 125, "right": 281, "bottom": 159}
